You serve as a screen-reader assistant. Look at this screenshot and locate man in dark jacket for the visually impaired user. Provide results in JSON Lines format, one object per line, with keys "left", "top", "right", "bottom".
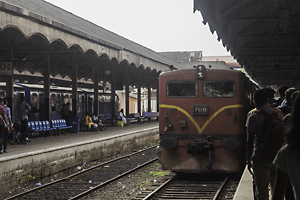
{"left": 15, "top": 95, "right": 31, "bottom": 144}
{"left": 247, "top": 89, "right": 283, "bottom": 200}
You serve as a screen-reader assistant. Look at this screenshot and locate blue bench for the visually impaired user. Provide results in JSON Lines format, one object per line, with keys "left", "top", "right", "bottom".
{"left": 45, "top": 121, "right": 55, "bottom": 134}
{"left": 27, "top": 121, "right": 33, "bottom": 137}
{"left": 59, "top": 119, "right": 72, "bottom": 131}
{"left": 51, "top": 119, "right": 71, "bottom": 135}
{"left": 27, "top": 119, "right": 72, "bottom": 138}
{"left": 51, "top": 120, "right": 60, "bottom": 135}
{"left": 28, "top": 121, "right": 49, "bottom": 137}
{"left": 26, "top": 119, "right": 76, "bottom": 138}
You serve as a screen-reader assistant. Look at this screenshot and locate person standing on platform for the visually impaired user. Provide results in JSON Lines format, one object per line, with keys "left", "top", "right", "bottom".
{"left": 0, "top": 98, "right": 9, "bottom": 154}
{"left": 277, "top": 87, "right": 297, "bottom": 116}
{"left": 64, "top": 102, "right": 71, "bottom": 126}
{"left": 273, "top": 90, "right": 299, "bottom": 200}
{"left": 272, "top": 93, "right": 300, "bottom": 200}
{"left": 246, "top": 89, "right": 283, "bottom": 200}
{"left": 2, "top": 98, "right": 12, "bottom": 153}
{"left": 245, "top": 87, "right": 283, "bottom": 127}
{"left": 265, "top": 87, "right": 284, "bottom": 118}
{"left": 15, "top": 95, "right": 31, "bottom": 144}
{"left": 274, "top": 85, "right": 289, "bottom": 107}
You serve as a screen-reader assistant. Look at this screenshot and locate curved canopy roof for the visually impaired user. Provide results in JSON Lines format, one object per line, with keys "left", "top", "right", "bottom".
{"left": 0, "top": 0, "right": 182, "bottom": 89}
{"left": 194, "top": 0, "right": 300, "bottom": 87}
{"left": 0, "top": 0, "right": 178, "bottom": 67}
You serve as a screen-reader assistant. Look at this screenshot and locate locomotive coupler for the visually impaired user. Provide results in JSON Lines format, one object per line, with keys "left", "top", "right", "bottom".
{"left": 186, "top": 136, "right": 214, "bottom": 168}
{"left": 186, "top": 136, "right": 214, "bottom": 156}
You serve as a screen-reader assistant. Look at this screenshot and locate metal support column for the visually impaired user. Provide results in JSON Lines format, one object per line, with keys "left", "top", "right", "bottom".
{"left": 137, "top": 78, "right": 141, "bottom": 123}
{"left": 110, "top": 67, "right": 116, "bottom": 124}
{"left": 147, "top": 79, "right": 152, "bottom": 121}
{"left": 43, "top": 54, "right": 50, "bottom": 121}
{"left": 125, "top": 71, "right": 130, "bottom": 117}
{"left": 157, "top": 86, "right": 159, "bottom": 113}
{"left": 72, "top": 58, "right": 78, "bottom": 119}
{"left": 147, "top": 79, "right": 151, "bottom": 112}
{"left": 5, "top": 47, "right": 13, "bottom": 117}
{"left": 93, "top": 61, "right": 99, "bottom": 115}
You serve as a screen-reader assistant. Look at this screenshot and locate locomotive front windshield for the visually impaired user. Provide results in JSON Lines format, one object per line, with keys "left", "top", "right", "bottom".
{"left": 167, "top": 81, "right": 197, "bottom": 97}
{"left": 204, "top": 80, "right": 235, "bottom": 97}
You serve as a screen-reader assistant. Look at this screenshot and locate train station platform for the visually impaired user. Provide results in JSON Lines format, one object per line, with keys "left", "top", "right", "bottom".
{"left": 0, "top": 122, "right": 159, "bottom": 192}
{"left": 233, "top": 166, "right": 255, "bottom": 200}
{"left": 1, "top": 122, "right": 158, "bottom": 157}
{"left": 1, "top": 122, "right": 259, "bottom": 200}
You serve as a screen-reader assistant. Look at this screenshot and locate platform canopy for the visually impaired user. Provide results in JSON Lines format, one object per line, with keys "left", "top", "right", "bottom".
{"left": 0, "top": 0, "right": 181, "bottom": 90}
{"left": 194, "top": 0, "right": 300, "bottom": 87}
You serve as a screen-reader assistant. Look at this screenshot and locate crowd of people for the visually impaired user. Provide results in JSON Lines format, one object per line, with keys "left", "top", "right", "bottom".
{"left": 246, "top": 86, "right": 300, "bottom": 200}
{"left": 0, "top": 101, "right": 132, "bottom": 154}
{"left": 0, "top": 95, "right": 31, "bottom": 153}
{"left": 0, "top": 95, "right": 112, "bottom": 154}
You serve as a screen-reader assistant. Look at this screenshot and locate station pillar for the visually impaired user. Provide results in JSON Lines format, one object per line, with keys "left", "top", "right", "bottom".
{"left": 137, "top": 78, "right": 141, "bottom": 123}
{"left": 110, "top": 66, "right": 116, "bottom": 124}
{"left": 43, "top": 54, "right": 50, "bottom": 121}
{"left": 71, "top": 58, "right": 78, "bottom": 119}
{"left": 93, "top": 61, "right": 99, "bottom": 115}
{"left": 156, "top": 86, "right": 159, "bottom": 113}
{"left": 147, "top": 79, "right": 151, "bottom": 113}
{"left": 125, "top": 71, "right": 130, "bottom": 117}
{"left": 5, "top": 47, "right": 13, "bottom": 117}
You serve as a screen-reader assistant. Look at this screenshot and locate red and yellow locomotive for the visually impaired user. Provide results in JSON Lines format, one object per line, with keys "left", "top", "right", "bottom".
{"left": 159, "top": 65, "right": 253, "bottom": 173}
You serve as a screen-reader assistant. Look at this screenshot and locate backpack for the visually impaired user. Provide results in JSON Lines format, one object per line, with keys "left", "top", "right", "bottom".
{"left": 256, "top": 109, "right": 286, "bottom": 161}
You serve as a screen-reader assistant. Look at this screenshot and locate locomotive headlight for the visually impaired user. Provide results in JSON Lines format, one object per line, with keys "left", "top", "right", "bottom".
{"left": 197, "top": 72, "right": 204, "bottom": 79}
{"left": 195, "top": 65, "right": 206, "bottom": 79}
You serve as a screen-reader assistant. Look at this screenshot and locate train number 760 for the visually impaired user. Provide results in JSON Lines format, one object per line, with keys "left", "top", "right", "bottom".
{"left": 193, "top": 105, "right": 208, "bottom": 116}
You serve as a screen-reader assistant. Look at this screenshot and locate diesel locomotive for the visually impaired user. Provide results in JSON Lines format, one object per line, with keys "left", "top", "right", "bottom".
{"left": 159, "top": 65, "right": 254, "bottom": 173}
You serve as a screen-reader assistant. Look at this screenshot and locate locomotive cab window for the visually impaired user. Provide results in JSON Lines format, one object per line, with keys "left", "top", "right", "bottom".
{"left": 167, "top": 81, "right": 197, "bottom": 97}
{"left": 204, "top": 80, "right": 235, "bottom": 97}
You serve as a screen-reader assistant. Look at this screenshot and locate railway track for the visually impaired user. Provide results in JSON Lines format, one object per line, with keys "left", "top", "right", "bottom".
{"left": 133, "top": 175, "right": 239, "bottom": 200}
{"left": 5, "top": 146, "right": 159, "bottom": 200}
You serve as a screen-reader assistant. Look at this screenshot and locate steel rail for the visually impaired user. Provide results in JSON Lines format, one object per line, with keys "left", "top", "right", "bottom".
{"left": 141, "top": 176, "right": 175, "bottom": 200}
{"left": 144, "top": 176, "right": 230, "bottom": 200}
{"left": 213, "top": 177, "right": 229, "bottom": 200}
{"left": 5, "top": 145, "right": 157, "bottom": 200}
{"left": 70, "top": 158, "right": 158, "bottom": 200}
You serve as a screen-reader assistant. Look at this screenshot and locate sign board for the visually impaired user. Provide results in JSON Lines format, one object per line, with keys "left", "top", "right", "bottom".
{"left": 0, "top": 62, "right": 12, "bottom": 75}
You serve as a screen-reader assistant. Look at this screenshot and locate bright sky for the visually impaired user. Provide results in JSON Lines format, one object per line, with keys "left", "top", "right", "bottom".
{"left": 45, "top": 0, "right": 230, "bottom": 56}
